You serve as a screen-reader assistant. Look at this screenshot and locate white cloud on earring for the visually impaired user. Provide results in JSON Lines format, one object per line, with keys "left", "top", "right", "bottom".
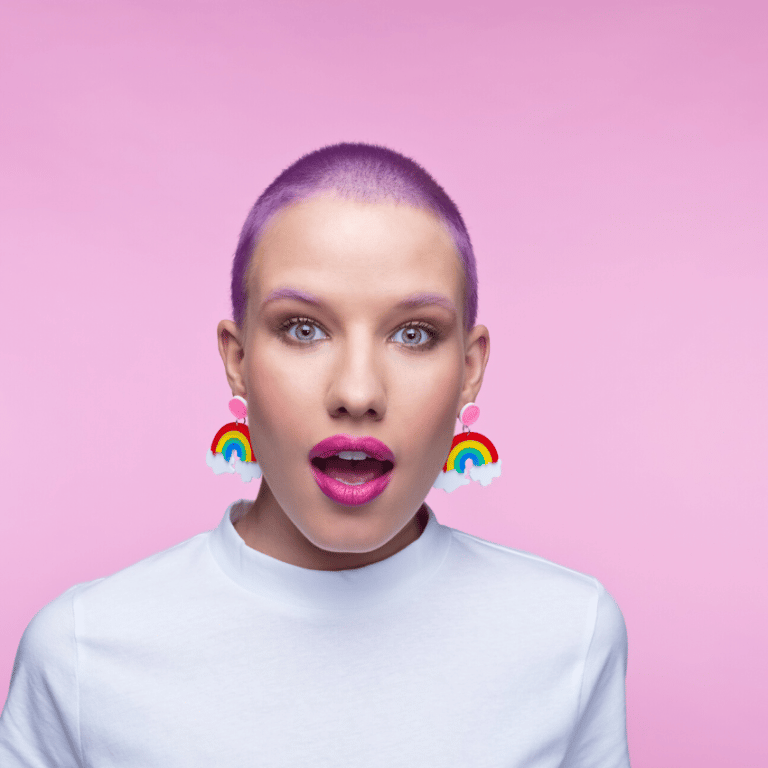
{"left": 432, "top": 467, "right": 471, "bottom": 493}
{"left": 469, "top": 460, "right": 502, "bottom": 487}
{"left": 206, "top": 450, "right": 262, "bottom": 483}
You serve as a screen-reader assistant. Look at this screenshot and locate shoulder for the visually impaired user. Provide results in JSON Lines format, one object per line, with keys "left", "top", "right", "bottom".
{"left": 447, "top": 526, "right": 603, "bottom": 596}
{"left": 82, "top": 528, "right": 209, "bottom": 594}
{"left": 443, "top": 526, "right": 627, "bottom": 646}
{"left": 14, "top": 582, "right": 84, "bottom": 670}
{"left": 22, "top": 529, "right": 211, "bottom": 647}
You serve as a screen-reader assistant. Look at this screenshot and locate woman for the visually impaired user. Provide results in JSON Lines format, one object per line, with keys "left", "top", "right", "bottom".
{"left": 0, "top": 143, "right": 630, "bottom": 766}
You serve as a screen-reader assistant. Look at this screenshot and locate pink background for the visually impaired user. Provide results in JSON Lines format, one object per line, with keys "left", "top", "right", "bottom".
{"left": 1, "top": 1, "right": 766, "bottom": 764}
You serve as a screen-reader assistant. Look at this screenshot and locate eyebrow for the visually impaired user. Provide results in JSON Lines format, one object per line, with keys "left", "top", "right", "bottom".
{"left": 397, "top": 292, "right": 457, "bottom": 313}
{"left": 261, "top": 288, "right": 322, "bottom": 308}
{"left": 261, "top": 288, "right": 456, "bottom": 314}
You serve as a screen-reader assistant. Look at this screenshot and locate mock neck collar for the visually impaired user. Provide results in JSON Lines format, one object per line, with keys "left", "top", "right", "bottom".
{"left": 207, "top": 499, "right": 451, "bottom": 613}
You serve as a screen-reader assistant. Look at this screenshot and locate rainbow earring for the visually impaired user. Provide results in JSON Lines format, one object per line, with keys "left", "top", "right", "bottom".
{"left": 433, "top": 402, "right": 501, "bottom": 493}
{"left": 205, "top": 395, "right": 262, "bottom": 482}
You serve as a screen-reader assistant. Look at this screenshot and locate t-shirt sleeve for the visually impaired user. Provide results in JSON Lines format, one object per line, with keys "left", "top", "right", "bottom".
{"left": 0, "top": 585, "right": 83, "bottom": 767}
{"left": 561, "top": 580, "right": 631, "bottom": 768}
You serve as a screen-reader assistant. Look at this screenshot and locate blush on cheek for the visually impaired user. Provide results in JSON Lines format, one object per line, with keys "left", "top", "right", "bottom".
{"left": 412, "top": 408, "right": 457, "bottom": 470}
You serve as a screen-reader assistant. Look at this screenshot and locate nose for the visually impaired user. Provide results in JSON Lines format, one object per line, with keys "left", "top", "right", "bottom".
{"left": 325, "top": 333, "right": 387, "bottom": 421}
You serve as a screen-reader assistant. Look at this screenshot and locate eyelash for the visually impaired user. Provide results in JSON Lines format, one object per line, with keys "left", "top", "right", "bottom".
{"left": 278, "top": 316, "right": 440, "bottom": 350}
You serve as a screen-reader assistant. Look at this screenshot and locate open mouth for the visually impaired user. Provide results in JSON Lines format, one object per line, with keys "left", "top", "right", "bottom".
{"left": 311, "top": 452, "right": 395, "bottom": 486}
{"left": 308, "top": 436, "right": 396, "bottom": 506}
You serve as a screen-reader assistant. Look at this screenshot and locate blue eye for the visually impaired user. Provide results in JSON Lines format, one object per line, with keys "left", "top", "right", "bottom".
{"left": 285, "top": 319, "right": 328, "bottom": 343}
{"left": 392, "top": 324, "right": 433, "bottom": 346}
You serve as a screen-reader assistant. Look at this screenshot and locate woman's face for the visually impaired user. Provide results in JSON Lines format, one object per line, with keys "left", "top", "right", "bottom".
{"left": 218, "top": 194, "right": 489, "bottom": 570}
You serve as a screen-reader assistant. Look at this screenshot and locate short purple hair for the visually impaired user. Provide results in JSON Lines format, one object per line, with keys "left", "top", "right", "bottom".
{"left": 231, "top": 142, "right": 478, "bottom": 332}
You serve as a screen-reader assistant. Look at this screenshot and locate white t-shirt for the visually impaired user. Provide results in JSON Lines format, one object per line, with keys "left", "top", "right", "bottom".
{"left": 0, "top": 500, "right": 630, "bottom": 767}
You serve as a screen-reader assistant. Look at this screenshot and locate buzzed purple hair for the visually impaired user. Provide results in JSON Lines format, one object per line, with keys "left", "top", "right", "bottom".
{"left": 231, "top": 142, "right": 478, "bottom": 332}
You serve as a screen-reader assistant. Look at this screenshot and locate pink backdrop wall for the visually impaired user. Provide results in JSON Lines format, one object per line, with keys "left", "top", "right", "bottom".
{"left": 1, "top": 1, "right": 766, "bottom": 764}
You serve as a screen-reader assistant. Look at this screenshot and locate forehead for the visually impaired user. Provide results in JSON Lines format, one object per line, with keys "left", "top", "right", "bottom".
{"left": 249, "top": 195, "right": 464, "bottom": 312}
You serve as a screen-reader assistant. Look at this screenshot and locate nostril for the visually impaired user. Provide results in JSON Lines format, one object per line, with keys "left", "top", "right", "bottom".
{"left": 331, "top": 406, "right": 382, "bottom": 419}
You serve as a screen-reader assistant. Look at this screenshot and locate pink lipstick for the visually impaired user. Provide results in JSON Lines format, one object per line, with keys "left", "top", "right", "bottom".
{"left": 309, "top": 435, "right": 395, "bottom": 506}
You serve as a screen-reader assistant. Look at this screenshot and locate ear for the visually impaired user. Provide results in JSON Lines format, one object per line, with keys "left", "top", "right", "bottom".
{"left": 459, "top": 324, "right": 490, "bottom": 412}
{"left": 217, "top": 319, "right": 248, "bottom": 397}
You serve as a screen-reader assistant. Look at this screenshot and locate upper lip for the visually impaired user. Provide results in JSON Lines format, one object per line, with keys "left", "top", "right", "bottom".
{"left": 309, "top": 435, "right": 395, "bottom": 465}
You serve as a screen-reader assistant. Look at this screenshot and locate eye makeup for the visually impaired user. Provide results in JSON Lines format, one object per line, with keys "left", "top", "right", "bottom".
{"left": 390, "top": 320, "right": 441, "bottom": 350}
{"left": 278, "top": 316, "right": 329, "bottom": 344}
{"left": 275, "top": 315, "right": 443, "bottom": 350}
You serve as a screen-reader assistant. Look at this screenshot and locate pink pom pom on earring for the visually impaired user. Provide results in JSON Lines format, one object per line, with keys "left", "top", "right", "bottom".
{"left": 229, "top": 396, "right": 248, "bottom": 421}
{"left": 459, "top": 402, "right": 480, "bottom": 427}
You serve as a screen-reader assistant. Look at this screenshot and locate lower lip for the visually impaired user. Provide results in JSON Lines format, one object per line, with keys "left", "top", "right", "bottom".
{"left": 310, "top": 463, "right": 393, "bottom": 506}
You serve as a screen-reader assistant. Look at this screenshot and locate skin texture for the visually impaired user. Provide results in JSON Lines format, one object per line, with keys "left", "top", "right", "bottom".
{"left": 217, "top": 194, "right": 490, "bottom": 570}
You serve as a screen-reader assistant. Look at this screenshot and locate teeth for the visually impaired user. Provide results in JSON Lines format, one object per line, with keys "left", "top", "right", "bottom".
{"left": 336, "top": 451, "right": 370, "bottom": 460}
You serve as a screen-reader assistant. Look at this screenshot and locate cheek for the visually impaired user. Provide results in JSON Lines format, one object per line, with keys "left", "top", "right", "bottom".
{"left": 393, "top": 354, "right": 463, "bottom": 449}
{"left": 247, "top": 344, "right": 318, "bottom": 405}
{"left": 244, "top": 352, "right": 319, "bottom": 450}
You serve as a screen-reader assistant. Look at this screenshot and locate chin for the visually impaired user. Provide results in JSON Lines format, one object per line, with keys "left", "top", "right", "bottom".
{"left": 304, "top": 500, "right": 404, "bottom": 549}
